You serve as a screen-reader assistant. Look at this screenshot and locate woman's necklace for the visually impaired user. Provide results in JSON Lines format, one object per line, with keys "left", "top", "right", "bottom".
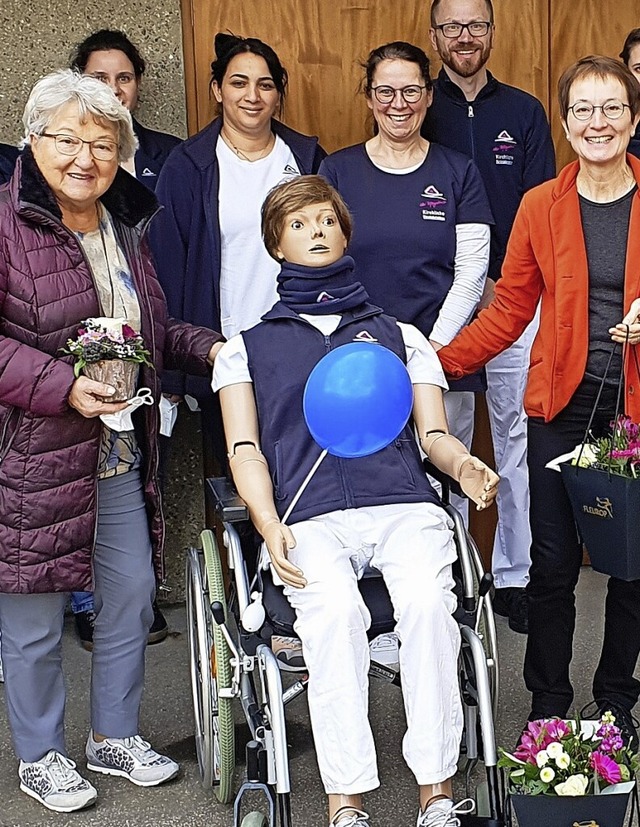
{"left": 221, "top": 128, "right": 274, "bottom": 162}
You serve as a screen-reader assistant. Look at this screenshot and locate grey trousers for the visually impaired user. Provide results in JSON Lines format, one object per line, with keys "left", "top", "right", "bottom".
{"left": 0, "top": 471, "right": 156, "bottom": 762}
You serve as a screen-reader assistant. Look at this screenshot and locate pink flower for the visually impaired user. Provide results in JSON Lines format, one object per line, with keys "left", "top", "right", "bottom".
{"left": 590, "top": 752, "right": 621, "bottom": 784}
{"left": 122, "top": 324, "right": 137, "bottom": 339}
{"left": 514, "top": 719, "right": 571, "bottom": 764}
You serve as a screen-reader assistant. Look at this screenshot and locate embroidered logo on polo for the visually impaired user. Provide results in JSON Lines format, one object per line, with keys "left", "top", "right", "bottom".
{"left": 283, "top": 165, "right": 299, "bottom": 177}
{"left": 353, "top": 330, "right": 378, "bottom": 343}
{"left": 419, "top": 185, "right": 447, "bottom": 221}
{"left": 316, "top": 291, "right": 335, "bottom": 303}
{"left": 493, "top": 130, "right": 517, "bottom": 166}
{"left": 141, "top": 167, "right": 156, "bottom": 177}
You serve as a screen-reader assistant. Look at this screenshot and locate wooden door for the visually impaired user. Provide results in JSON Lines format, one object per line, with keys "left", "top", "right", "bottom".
{"left": 179, "top": 0, "right": 550, "bottom": 151}
{"left": 550, "top": 1, "right": 640, "bottom": 169}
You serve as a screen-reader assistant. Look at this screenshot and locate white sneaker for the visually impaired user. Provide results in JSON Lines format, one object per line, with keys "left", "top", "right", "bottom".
{"left": 330, "top": 807, "right": 370, "bottom": 826}
{"left": 19, "top": 750, "right": 97, "bottom": 813}
{"left": 417, "top": 798, "right": 475, "bottom": 826}
{"left": 86, "top": 733, "right": 179, "bottom": 786}
{"left": 369, "top": 631, "right": 400, "bottom": 671}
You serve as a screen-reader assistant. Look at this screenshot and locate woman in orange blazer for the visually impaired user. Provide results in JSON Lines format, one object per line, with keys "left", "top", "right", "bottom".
{"left": 439, "top": 56, "right": 640, "bottom": 743}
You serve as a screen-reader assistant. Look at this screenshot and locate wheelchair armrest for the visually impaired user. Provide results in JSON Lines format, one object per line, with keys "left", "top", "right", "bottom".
{"left": 423, "top": 459, "right": 464, "bottom": 500}
{"left": 206, "top": 477, "right": 249, "bottom": 523}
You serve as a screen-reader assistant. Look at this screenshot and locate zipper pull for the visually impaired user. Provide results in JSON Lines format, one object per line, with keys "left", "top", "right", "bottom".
{"left": 468, "top": 105, "right": 474, "bottom": 118}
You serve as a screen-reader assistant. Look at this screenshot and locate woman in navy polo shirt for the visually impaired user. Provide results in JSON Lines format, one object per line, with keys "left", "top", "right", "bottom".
{"left": 320, "top": 42, "right": 493, "bottom": 518}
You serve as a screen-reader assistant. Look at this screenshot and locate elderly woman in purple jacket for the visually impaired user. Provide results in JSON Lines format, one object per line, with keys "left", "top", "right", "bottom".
{"left": 0, "top": 69, "right": 222, "bottom": 813}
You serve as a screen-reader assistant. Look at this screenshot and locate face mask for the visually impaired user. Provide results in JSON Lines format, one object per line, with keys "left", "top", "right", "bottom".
{"left": 100, "top": 387, "right": 154, "bottom": 432}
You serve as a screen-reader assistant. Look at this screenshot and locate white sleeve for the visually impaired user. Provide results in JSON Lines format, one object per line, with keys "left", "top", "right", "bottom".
{"left": 429, "top": 223, "right": 490, "bottom": 347}
{"left": 398, "top": 322, "right": 448, "bottom": 390}
{"left": 211, "top": 335, "right": 252, "bottom": 392}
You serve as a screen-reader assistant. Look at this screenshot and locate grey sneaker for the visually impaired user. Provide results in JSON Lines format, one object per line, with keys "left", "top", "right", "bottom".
{"left": 417, "top": 798, "right": 475, "bottom": 827}
{"left": 86, "top": 733, "right": 179, "bottom": 786}
{"left": 330, "top": 807, "right": 370, "bottom": 826}
{"left": 19, "top": 750, "right": 97, "bottom": 813}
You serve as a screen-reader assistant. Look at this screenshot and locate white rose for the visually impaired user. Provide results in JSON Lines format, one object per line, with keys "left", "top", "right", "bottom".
{"left": 540, "top": 766, "right": 555, "bottom": 783}
{"left": 554, "top": 774, "right": 589, "bottom": 796}
{"left": 546, "top": 742, "right": 563, "bottom": 759}
{"left": 88, "top": 317, "right": 128, "bottom": 338}
{"left": 536, "top": 750, "right": 550, "bottom": 767}
{"left": 555, "top": 752, "right": 571, "bottom": 770}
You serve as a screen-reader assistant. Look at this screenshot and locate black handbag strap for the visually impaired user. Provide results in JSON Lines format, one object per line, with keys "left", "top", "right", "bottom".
{"left": 575, "top": 327, "right": 640, "bottom": 476}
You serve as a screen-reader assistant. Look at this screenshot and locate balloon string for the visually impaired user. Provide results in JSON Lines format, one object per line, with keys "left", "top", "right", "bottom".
{"left": 281, "top": 448, "right": 328, "bottom": 525}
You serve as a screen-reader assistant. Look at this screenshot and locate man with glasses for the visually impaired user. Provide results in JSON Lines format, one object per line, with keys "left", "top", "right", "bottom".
{"left": 423, "top": 0, "right": 555, "bottom": 635}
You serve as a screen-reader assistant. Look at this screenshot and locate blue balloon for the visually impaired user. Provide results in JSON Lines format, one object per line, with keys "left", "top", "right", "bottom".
{"left": 303, "top": 342, "right": 413, "bottom": 458}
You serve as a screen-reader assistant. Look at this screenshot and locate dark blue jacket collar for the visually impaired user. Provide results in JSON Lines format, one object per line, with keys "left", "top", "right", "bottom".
{"left": 435, "top": 67, "right": 499, "bottom": 105}
{"left": 180, "top": 117, "right": 323, "bottom": 173}
{"left": 260, "top": 299, "right": 384, "bottom": 325}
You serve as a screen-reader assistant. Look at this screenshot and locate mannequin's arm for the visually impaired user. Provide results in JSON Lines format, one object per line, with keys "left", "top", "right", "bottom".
{"left": 413, "top": 384, "right": 499, "bottom": 510}
{"left": 219, "top": 383, "right": 306, "bottom": 588}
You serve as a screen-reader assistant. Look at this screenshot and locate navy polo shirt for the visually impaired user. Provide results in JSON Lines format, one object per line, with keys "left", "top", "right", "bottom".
{"left": 319, "top": 142, "right": 493, "bottom": 341}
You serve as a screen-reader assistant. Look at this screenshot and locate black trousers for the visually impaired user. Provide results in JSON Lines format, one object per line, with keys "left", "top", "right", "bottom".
{"left": 525, "top": 381, "right": 640, "bottom": 717}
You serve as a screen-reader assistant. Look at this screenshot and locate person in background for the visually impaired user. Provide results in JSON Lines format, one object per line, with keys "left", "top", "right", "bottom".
{"left": 0, "top": 143, "right": 18, "bottom": 184}
{"left": 0, "top": 69, "right": 223, "bottom": 812}
{"left": 151, "top": 33, "right": 325, "bottom": 468}
{"left": 439, "top": 56, "right": 640, "bottom": 745}
{"left": 621, "top": 27, "right": 640, "bottom": 158}
{"left": 424, "top": 0, "right": 556, "bottom": 634}
{"left": 319, "top": 41, "right": 492, "bottom": 522}
{"left": 213, "top": 174, "right": 498, "bottom": 827}
{"left": 70, "top": 29, "right": 182, "bottom": 191}
{"left": 69, "top": 28, "right": 184, "bottom": 648}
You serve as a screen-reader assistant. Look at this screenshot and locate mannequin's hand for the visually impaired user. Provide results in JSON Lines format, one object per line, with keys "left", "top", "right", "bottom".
{"left": 262, "top": 519, "right": 306, "bottom": 588}
{"left": 459, "top": 457, "right": 499, "bottom": 510}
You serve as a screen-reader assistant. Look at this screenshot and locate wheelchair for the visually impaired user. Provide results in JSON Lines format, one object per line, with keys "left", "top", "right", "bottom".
{"left": 186, "top": 464, "right": 503, "bottom": 827}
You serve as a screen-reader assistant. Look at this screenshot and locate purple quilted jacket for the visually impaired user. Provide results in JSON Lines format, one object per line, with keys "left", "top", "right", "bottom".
{"left": 0, "top": 149, "right": 222, "bottom": 593}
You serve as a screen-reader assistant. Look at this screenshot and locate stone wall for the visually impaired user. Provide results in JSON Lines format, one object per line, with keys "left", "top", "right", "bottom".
{"left": 0, "top": 0, "right": 187, "bottom": 143}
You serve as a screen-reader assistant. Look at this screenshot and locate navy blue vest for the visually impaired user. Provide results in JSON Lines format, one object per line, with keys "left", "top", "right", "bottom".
{"left": 242, "top": 302, "right": 440, "bottom": 524}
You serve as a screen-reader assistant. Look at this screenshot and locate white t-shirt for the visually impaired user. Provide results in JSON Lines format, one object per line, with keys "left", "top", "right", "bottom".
{"left": 211, "top": 315, "right": 448, "bottom": 392}
{"left": 217, "top": 135, "right": 300, "bottom": 339}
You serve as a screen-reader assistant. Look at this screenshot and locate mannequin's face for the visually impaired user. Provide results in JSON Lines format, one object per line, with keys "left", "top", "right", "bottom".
{"left": 276, "top": 201, "right": 347, "bottom": 267}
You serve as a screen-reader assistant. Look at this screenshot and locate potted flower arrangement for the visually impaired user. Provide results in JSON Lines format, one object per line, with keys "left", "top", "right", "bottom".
{"left": 63, "top": 317, "right": 152, "bottom": 402}
{"left": 499, "top": 713, "right": 638, "bottom": 827}
{"left": 559, "top": 415, "right": 640, "bottom": 581}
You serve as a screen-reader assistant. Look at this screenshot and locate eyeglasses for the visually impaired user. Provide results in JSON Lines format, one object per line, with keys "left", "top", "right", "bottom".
{"left": 370, "top": 85, "right": 427, "bottom": 104}
{"left": 39, "top": 132, "right": 119, "bottom": 161}
{"left": 88, "top": 72, "right": 136, "bottom": 87}
{"left": 567, "top": 101, "right": 631, "bottom": 121}
{"left": 433, "top": 21, "right": 492, "bottom": 38}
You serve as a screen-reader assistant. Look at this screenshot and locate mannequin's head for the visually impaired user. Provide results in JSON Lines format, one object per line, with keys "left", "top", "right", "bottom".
{"left": 262, "top": 175, "right": 352, "bottom": 265}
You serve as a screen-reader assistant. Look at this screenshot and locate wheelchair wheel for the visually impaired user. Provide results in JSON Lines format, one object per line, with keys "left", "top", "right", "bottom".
{"left": 241, "top": 813, "right": 268, "bottom": 827}
{"left": 467, "top": 532, "right": 499, "bottom": 716}
{"left": 186, "top": 536, "right": 235, "bottom": 802}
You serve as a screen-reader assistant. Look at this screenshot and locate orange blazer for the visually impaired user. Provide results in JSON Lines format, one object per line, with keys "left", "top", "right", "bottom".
{"left": 439, "top": 155, "right": 640, "bottom": 423}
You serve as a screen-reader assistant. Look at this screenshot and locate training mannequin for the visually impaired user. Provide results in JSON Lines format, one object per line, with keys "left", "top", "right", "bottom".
{"left": 211, "top": 175, "right": 499, "bottom": 827}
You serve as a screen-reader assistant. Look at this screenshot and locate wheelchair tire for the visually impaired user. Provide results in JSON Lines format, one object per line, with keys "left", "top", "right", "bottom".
{"left": 240, "top": 812, "right": 268, "bottom": 827}
{"left": 185, "top": 538, "right": 235, "bottom": 803}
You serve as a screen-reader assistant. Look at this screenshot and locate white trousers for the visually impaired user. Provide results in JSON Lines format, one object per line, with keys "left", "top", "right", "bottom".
{"left": 442, "top": 390, "right": 475, "bottom": 523}
{"left": 277, "top": 503, "right": 463, "bottom": 795}
{"left": 485, "top": 314, "right": 538, "bottom": 588}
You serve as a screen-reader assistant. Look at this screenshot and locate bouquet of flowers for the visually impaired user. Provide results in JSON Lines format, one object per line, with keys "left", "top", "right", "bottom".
{"left": 63, "top": 317, "right": 152, "bottom": 378}
{"left": 62, "top": 317, "right": 152, "bottom": 402}
{"left": 571, "top": 416, "right": 640, "bottom": 479}
{"left": 499, "top": 713, "right": 638, "bottom": 796}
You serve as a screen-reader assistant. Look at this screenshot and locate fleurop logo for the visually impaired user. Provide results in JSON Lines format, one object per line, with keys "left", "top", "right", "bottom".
{"left": 582, "top": 496, "right": 614, "bottom": 519}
